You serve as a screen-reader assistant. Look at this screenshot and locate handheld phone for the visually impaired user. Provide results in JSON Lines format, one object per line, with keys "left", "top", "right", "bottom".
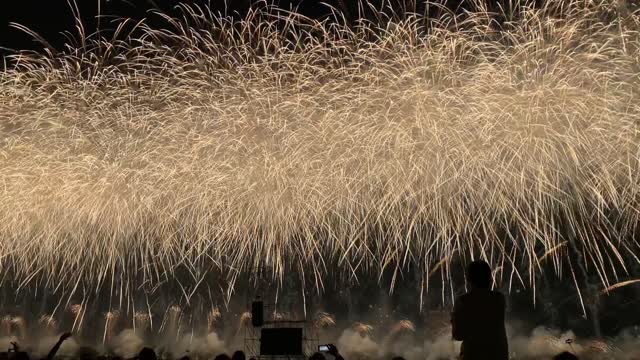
{"left": 318, "top": 345, "right": 330, "bottom": 352}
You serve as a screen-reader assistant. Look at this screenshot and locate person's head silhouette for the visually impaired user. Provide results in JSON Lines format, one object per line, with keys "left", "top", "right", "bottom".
{"left": 553, "top": 351, "right": 578, "bottom": 360}
{"left": 214, "top": 354, "right": 231, "bottom": 360}
{"left": 232, "top": 351, "right": 246, "bottom": 360}
{"left": 467, "top": 260, "right": 492, "bottom": 289}
{"left": 138, "top": 348, "right": 158, "bottom": 360}
{"left": 309, "top": 353, "right": 326, "bottom": 360}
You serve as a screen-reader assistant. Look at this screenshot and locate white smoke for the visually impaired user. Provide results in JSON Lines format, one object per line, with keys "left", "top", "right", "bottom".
{"left": 111, "top": 329, "right": 145, "bottom": 358}
{"left": 337, "top": 329, "right": 381, "bottom": 359}
{"left": 423, "top": 334, "right": 461, "bottom": 360}
{"left": 173, "top": 332, "right": 226, "bottom": 358}
{"left": 32, "top": 335, "right": 80, "bottom": 358}
{"left": 509, "top": 327, "right": 582, "bottom": 359}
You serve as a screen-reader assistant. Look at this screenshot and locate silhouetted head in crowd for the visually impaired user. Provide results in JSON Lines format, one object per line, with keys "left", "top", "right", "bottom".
{"left": 391, "top": 357, "right": 406, "bottom": 360}
{"left": 78, "top": 346, "right": 99, "bottom": 360}
{"left": 178, "top": 356, "right": 190, "bottom": 360}
{"left": 553, "top": 352, "right": 579, "bottom": 360}
{"left": 232, "top": 351, "right": 246, "bottom": 360}
{"left": 138, "top": 347, "right": 158, "bottom": 360}
{"left": 214, "top": 354, "right": 232, "bottom": 360}
{"left": 467, "top": 260, "right": 493, "bottom": 289}
{"left": 309, "top": 353, "right": 326, "bottom": 360}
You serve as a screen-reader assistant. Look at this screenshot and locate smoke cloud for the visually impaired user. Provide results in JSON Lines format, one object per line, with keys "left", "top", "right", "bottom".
{"left": 111, "top": 329, "right": 145, "bottom": 358}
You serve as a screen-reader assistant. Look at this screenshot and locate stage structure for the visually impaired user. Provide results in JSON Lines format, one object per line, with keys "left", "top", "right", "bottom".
{"left": 245, "top": 298, "right": 319, "bottom": 360}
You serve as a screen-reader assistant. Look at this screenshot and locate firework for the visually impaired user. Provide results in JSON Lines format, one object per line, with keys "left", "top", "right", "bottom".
{"left": 352, "top": 322, "right": 374, "bottom": 336}
{"left": 238, "top": 312, "right": 252, "bottom": 331}
{"left": 0, "top": 0, "right": 638, "bottom": 306}
{"left": 134, "top": 312, "right": 150, "bottom": 333}
{"left": 381, "top": 319, "right": 416, "bottom": 347}
{"left": 207, "top": 307, "right": 221, "bottom": 333}
{"left": 390, "top": 320, "right": 415, "bottom": 335}
{"left": 69, "top": 304, "right": 85, "bottom": 334}
{"left": 314, "top": 312, "right": 336, "bottom": 329}
{"left": 103, "top": 310, "right": 120, "bottom": 345}
{"left": 165, "top": 305, "right": 183, "bottom": 337}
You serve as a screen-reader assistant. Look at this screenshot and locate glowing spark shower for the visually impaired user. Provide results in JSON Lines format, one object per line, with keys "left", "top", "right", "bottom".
{"left": 0, "top": 0, "right": 639, "bottom": 356}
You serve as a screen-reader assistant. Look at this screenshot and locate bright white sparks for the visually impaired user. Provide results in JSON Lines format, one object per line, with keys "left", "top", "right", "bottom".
{"left": 0, "top": 0, "right": 638, "bottom": 301}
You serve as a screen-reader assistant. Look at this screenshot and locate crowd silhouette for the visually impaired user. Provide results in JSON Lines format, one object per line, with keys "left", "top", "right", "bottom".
{"left": 2, "top": 262, "right": 581, "bottom": 360}
{"left": 3, "top": 328, "right": 580, "bottom": 360}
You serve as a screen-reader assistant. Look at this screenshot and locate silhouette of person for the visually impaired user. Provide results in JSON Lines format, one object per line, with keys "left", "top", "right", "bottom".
{"left": 327, "top": 344, "right": 343, "bottom": 360}
{"left": 308, "top": 353, "right": 326, "bottom": 360}
{"left": 553, "top": 352, "right": 578, "bottom": 360}
{"left": 9, "top": 332, "right": 72, "bottom": 360}
{"left": 214, "top": 354, "right": 231, "bottom": 360}
{"left": 231, "top": 351, "right": 246, "bottom": 360}
{"left": 451, "top": 260, "right": 508, "bottom": 360}
{"left": 137, "top": 348, "right": 158, "bottom": 360}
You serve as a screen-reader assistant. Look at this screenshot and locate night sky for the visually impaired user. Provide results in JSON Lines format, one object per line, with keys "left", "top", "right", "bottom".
{"left": 0, "top": 1, "right": 337, "bottom": 56}
{"left": 0, "top": 0, "right": 485, "bottom": 59}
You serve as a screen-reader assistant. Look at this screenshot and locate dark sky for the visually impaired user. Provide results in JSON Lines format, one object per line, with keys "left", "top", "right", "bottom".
{"left": 0, "top": 0, "right": 349, "bottom": 56}
{"left": 1, "top": 0, "right": 490, "bottom": 58}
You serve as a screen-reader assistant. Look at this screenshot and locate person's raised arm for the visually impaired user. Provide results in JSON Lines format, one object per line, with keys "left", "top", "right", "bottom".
{"left": 46, "top": 332, "right": 72, "bottom": 360}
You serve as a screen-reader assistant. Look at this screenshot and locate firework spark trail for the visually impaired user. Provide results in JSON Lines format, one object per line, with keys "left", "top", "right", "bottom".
{"left": 103, "top": 310, "right": 120, "bottom": 345}
{"left": 0, "top": 0, "right": 639, "bottom": 303}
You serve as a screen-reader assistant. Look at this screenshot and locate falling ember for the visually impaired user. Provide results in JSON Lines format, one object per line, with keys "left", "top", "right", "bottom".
{"left": 600, "top": 279, "right": 640, "bottom": 295}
